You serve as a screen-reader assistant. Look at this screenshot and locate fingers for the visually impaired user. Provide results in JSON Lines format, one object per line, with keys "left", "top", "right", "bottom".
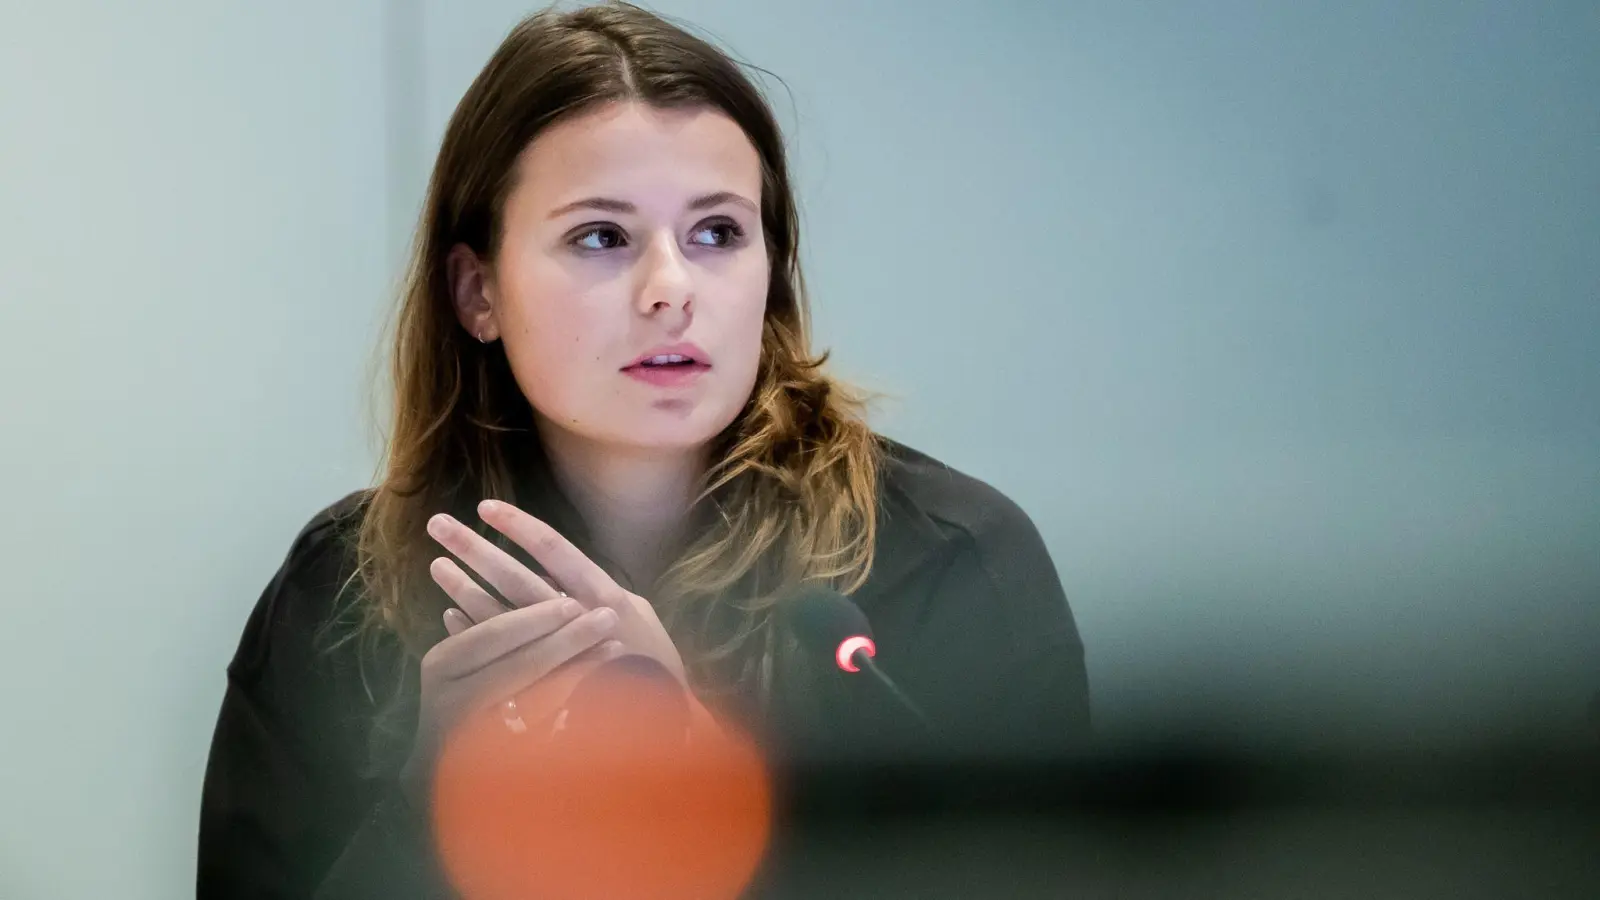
{"left": 431, "top": 556, "right": 507, "bottom": 625}
{"left": 477, "top": 500, "right": 623, "bottom": 607}
{"left": 427, "top": 512, "right": 561, "bottom": 607}
{"left": 471, "top": 608, "right": 622, "bottom": 702}
{"left": 430, "top": 598, "right": 605, "bottom": 682}
{"left": 562, "top": 637, "right": 628, "bottom": 670}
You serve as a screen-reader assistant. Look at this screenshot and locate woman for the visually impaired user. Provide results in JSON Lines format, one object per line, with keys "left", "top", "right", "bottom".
{"left": 198, "top": 3, "right": 1088, "bottom": 897}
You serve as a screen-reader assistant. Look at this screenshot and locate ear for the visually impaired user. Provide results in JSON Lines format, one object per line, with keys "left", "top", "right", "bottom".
{"left": 446, "top": 243, "right": 499, "bottom": 343}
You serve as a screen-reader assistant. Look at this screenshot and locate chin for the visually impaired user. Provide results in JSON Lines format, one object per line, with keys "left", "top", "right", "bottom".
{"left": 616, "top": 422, "right": 729, "bottom": 453}
{"left": 592, "top": 404, "right": 742, "bottom": 454}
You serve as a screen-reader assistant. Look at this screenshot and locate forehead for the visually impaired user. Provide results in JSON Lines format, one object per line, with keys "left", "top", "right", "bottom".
{"left": 510, "top": 101, "right": 763, "bottom": 206}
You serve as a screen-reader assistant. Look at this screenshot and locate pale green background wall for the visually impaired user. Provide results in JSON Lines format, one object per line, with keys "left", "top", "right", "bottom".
{"left": 1, "top": 2, "right": 1595, "bottom": 896}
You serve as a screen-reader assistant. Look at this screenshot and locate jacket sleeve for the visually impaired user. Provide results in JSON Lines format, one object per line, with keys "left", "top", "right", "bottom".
{"left": 196, "top": 509, "right": 454, "bottom": 899}
{"left": 967, "top": 495, "right": 1091, "bottom": 755}
{"left": 902, "top": 495, "right": 1092, "bottom": 761}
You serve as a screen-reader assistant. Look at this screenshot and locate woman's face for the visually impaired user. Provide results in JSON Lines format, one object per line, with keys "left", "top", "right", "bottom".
{"left": 457, "top": 101, "right": 770, "bottom": 455}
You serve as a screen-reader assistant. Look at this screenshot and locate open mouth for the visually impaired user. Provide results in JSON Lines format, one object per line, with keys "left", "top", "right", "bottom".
{"left": 632, "top": 354, "right": 702, "bottom": 369}
{"left": 623, "top": 347, "right": 711, "bottom": 386}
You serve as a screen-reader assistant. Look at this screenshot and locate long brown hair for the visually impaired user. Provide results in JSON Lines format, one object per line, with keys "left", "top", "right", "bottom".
{"left": 338, "top": 2, "right": 881, "bottom": 700}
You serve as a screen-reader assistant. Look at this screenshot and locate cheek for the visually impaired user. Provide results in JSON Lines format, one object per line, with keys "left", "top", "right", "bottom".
{"left": 721, "top": 265, "right": 770, "bottom": 388}
{"left": 524, "top": 297, "right": 604, "bottom": 357}
{"left": 500, "top": 264, "right": 613, "bottom": 410}
{"left": 730, "top": 301, "right": 767, "bottom": 378}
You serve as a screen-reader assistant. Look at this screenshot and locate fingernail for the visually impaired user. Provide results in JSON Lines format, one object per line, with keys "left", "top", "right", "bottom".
{"left": 603, "top": 640, "right": 625, "bottom": 656}
{"left": 593, "top": 608, "right": 618, "bottom": 628}
{"left": 560, "top": 599, "right": 581, "bottom": 617}
{"left": 479, "top": 499, "right": 501, "bottom": 517}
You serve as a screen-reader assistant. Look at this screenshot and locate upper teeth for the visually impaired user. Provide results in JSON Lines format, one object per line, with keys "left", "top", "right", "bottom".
{"left": 644, "top": 354, "right": 690, "bottom": 365}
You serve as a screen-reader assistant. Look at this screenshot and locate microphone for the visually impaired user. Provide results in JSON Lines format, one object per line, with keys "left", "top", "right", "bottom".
{"left": 782, "top": 586, "right": 931, "bottom": 728}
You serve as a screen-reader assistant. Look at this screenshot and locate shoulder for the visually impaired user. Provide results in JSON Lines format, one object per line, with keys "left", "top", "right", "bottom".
{"left": 210, "top": 489, "right": 415, "bottom": 816}
{"left": 879, "top": 438, "right": 1041, "bottom": 545}
{"left": 227, "top": 488, "right": 376, "bottom": 683}
{"left": 872, "top": 437, "right": 1056, "bottom": 586}
{"left": 857, "top": 439, "right": 1089, "bottom": 749}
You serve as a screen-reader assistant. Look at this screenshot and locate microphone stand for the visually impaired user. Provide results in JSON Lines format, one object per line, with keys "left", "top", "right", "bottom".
{"left": 855, "top": 652, "right": 931, "bottom": 728}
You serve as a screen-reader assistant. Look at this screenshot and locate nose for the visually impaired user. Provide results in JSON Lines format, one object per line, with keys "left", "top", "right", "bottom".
{"left": 635, "top": 231, "right": 694, "bottom": 319}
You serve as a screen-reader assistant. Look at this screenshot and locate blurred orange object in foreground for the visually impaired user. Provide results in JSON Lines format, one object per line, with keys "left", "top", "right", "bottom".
{"left": 432, "top": 656, "right": 772, "bottom": 900}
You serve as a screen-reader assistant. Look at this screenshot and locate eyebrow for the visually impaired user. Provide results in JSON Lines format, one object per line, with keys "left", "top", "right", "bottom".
{"left": 545, "top": 191, "right": 758, "bottom": 219}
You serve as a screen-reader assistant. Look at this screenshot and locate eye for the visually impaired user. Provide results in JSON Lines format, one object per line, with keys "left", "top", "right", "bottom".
{"left": 571, "top": 225, "right": 627, "bottom": 252}
{"left": 690, "top": 219, "right": 746, "bottom": 248}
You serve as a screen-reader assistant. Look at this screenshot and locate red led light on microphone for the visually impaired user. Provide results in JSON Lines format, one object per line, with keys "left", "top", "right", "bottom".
{"left": 835, "top": 635, "right": 876, "bottom": 673}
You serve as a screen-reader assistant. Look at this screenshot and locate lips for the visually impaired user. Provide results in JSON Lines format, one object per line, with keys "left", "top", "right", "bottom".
{"left": 623, "top": 362, "right": 709, "bottom": 387}
{"left": 623, "top": 342, "right": 710, "bottom": 371}
{"left": 621, "top": 342, "right": 711, "bottom": 388}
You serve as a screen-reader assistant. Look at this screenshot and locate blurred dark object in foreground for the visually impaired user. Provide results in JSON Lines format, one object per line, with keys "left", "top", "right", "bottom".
{"left": 749, "top": 742, "right": 1600, "bottom": 899}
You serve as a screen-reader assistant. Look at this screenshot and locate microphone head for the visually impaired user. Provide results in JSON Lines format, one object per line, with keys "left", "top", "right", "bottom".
{"left": 781, "top": 585, "right": 876, "bottom": 673}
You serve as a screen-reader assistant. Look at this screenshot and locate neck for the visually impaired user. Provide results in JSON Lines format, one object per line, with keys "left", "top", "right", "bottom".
{"left": 534, "top": 424, "right": 710, "bottom": 592}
